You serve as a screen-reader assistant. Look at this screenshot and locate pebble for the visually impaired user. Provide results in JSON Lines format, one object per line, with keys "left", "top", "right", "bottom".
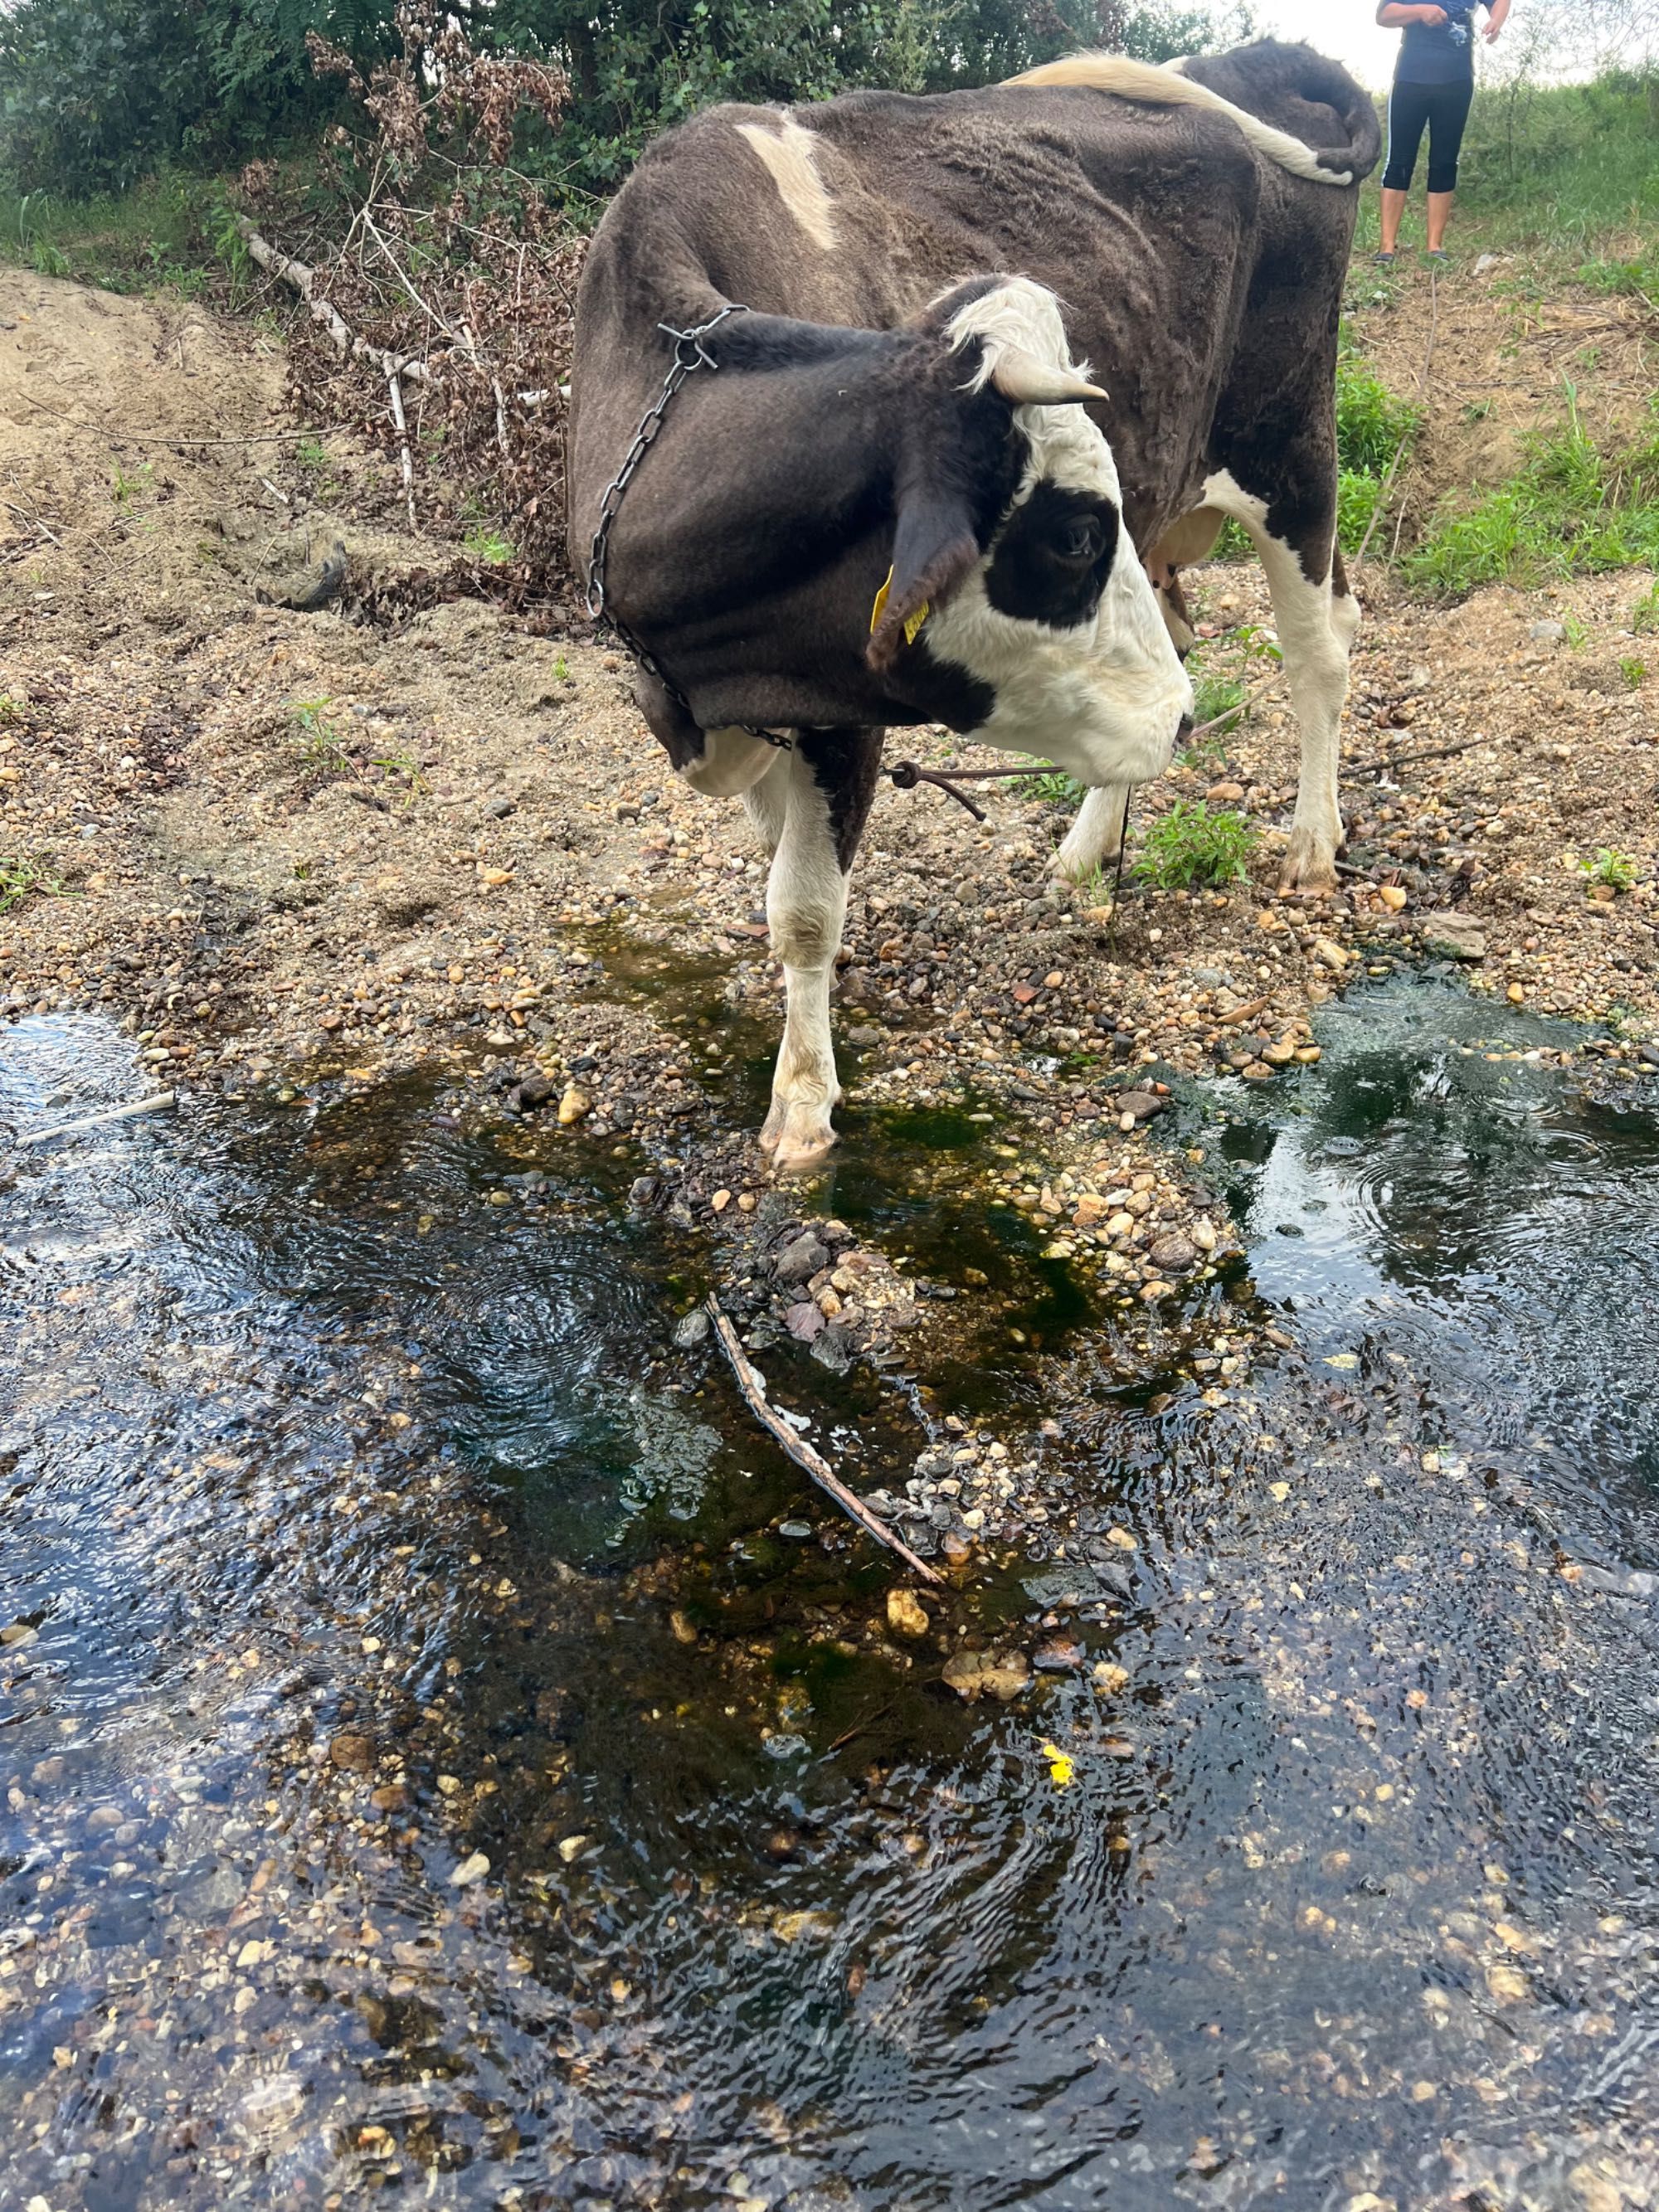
{"left": 557, "top": 1084, "right": 591, "bottom": 1124}
{"left": 886, "top": 1587, "right": 931, "bottom": 1641}
{"left": 1422, "top": 913, "right": 1488, "bottom": 962}
{"left": 673, "top": 1307, "right": 711, "bottom": 1349}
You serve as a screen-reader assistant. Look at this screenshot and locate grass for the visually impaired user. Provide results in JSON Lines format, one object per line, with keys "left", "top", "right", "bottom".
{"left": 1404, "top": 391, "right": 1659, "bottom": 596}
{"left": 1621, "top": 655, "right": 1647, "bottom": 689}
{"left": 287, "top": 697, "right": 352, "bottom": 775}
{"left": 0, "top": 858, "right": 73, "bottom": 912}
{"left": 1133, "top": 801, "right": 1259, "bottom": 891}
{"left": 463, "top": 525, "right": 515, "bottom": 565}
{"left": 0, "top": 172, "right": 245, "bottom": 296}
{"left": 1014, "top": 762, "right": 1086, "bottom": 805}
{"left": 1579, "top": 846, "right": 1640, "bottom": 892}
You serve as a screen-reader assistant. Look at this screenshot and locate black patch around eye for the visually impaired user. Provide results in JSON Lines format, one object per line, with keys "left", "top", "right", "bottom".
{"left": 983, "top": 483, "right": 1119, "bottom": 628}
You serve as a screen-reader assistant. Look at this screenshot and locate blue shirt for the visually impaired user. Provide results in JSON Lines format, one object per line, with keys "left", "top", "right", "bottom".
{"left": 1397, "top": 1, "right": 1478, "bottom": 84}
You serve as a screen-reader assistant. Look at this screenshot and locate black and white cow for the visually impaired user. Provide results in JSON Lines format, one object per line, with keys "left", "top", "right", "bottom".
{"left": 567, "top": 40, "right": 1382, "bottom": 1168}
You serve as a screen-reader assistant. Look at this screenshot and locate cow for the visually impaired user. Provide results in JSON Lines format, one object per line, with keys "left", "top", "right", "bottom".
{"left": 567, "top": 40, "right": 1383, "bottom": 1169}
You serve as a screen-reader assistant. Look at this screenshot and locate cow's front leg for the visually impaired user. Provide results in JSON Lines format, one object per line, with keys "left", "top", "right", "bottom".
{"left": 1053, "top": 784, "right": 1131, "bottom": 887}
{"left": 755, "top": 728, "right": 883, "bottom": 1174}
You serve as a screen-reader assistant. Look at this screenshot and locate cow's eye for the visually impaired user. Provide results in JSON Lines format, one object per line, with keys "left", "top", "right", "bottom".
{"left": 1055, "top": 518, "right": 1103, "bottom": 562}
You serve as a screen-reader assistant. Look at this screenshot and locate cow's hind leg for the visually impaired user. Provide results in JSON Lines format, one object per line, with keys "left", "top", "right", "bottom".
{"left": 1203, "top": 471, "right": 1356, "bottom": 893}
{"left": 754, "top": 728, "right": 883, "bottom": 1173}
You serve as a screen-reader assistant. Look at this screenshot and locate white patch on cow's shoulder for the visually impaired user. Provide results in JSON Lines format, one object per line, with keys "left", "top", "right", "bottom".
{"left": 927, "top": 279, "right": 1192, "bottom": 791}
{"left": 1202, "top": 466, "right": 1357, "bottom": 890}
{"left": 735, "top": 114, "right": 837, "bottom": 251}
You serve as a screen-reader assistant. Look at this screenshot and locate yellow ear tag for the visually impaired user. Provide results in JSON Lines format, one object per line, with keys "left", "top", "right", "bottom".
{"left": 870, "top": 566, "right": 929, "bottom": 646}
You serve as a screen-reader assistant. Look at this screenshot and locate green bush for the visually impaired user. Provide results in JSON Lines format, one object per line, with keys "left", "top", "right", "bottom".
{"left": 0, "top": 0, "right": 383, "bottom": 195}
{"left": 1134, "top": 800, "right": 1259, "bottom": 889}
{"left": 0, "top": 0, "right": 1258, "bottom": 200}
{"left": 1405, "top": 396, "right": 1659, "bottom": 596}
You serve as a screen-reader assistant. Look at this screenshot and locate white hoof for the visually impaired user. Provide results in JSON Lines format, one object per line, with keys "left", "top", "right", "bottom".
{"left": 760, "top": 1095, "right": 839, "bottom": 1175}
{"left": 1278, "top": 822, "right": 1340, "bottom": 895}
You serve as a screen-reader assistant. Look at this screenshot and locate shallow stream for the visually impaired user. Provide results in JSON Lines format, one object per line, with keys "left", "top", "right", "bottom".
{"left": 3, "top": 979, "right": 1657, "bottom": 2210}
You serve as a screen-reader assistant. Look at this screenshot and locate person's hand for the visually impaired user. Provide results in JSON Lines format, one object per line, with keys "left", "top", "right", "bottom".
{"left": 1417, "top": 4, "right": 1449, "bottom": 21}
{"left": 1482, "top": 13, "right": 1503, "bottom": 36}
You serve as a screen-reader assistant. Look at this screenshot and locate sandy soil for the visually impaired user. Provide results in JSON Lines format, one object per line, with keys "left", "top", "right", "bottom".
{"left": 3, "top": 261, "right": 1657, "bottom": 1247}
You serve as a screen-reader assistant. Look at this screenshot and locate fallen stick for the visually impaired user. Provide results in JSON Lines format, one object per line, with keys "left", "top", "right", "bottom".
{"left": 237, "top": 221, "right": 431, "bottom": 386}
{"left": 387, "top": 372, "right": 417, "bottom": 532}
{"left": 1342, "top": 736, "right": 1483, "bottom": 780}
{"left": 703, "top": 1296, "right": 944, "bottom": 1584}
{"left": 19, "top": 1091, "right": 176, "bottom": 1147}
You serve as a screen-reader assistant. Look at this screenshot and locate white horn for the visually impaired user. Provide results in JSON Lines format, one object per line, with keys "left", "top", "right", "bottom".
{"left": 989, "top": 348, "right": 1108, "bottom": 407}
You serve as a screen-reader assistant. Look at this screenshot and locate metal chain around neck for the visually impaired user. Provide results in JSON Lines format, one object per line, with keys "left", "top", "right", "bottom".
{"left": 584, "top": 304, "right": 755, "bottom": 722}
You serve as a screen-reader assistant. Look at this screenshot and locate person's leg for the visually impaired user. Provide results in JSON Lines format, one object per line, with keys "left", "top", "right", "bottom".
{"left": 1379, "top": 82, "right": 1430, "bottom": 255}
{"left": 1424, "top": 80, "right": 1474, "bottom": 252}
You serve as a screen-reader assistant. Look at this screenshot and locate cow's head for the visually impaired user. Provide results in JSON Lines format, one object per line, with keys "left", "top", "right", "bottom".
{"left": 864, "top": 276, "right": 1191, "bottom": 788}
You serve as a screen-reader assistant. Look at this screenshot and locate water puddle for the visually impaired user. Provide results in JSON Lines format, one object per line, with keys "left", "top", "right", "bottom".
{"left": 4, "top": 986, "right": 1658, "bottom": 2210}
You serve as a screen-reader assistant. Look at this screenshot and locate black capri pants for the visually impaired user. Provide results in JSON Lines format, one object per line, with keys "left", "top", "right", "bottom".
{"left": 1383, "top": 78, "right": 1474, "bottom": 194}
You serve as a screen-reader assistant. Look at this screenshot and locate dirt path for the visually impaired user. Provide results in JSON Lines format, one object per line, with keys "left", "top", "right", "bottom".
{"left": 3, "top": 265, "right": 1657, "bottom": 1241}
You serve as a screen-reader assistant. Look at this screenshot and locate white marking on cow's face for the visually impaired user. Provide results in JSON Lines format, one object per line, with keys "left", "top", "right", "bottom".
{"left": 928, "top": 280, "right": 1192, "bottom": 787}
{"left": 734, "top": 114, "right": 837, "bottom": 251}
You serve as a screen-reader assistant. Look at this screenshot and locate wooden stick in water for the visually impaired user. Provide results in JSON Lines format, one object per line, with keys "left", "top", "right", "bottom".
{"left": 703, "top": 1296, "right": 944, "bottom": 1585}
{"left": 18, "top": 1091, "right": 177, "bottom": 1147}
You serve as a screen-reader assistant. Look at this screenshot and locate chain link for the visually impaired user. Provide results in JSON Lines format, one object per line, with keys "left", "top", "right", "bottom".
{"left": 584, "top": 303, "right": 787, "bottom": 744}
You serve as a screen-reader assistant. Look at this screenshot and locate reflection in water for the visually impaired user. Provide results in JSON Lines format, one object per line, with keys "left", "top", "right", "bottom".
{"left": 2, "top": 991, "right": 1659, "bottom": 2210}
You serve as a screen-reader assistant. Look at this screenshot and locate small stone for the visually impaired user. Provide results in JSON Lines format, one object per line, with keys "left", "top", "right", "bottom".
{"left": 669, "top": 1609, "right": 699, "bottom": 1645}
{"left": 1485, "top": 1962, "right": 1529, "bottom": 2004}
{"left": 886, "top": 1587, "right": 931, "bottom": 1641}
{"left": 674, "top": 1308, "right": 711, "bottom": 1349}
{"left": 1092, "top": 1662, "right": 1130, "bottom": 1694}
{"left": 1422, "top": 912, "right": 1487, "bottom": 962}
{"left": 1105, "top": 1526, "right": 1137, "bottom": 1550}
{"left": 778, "top": 1519, "right": 814, "bottom": 1539}
{"left": 1147, "top": 1233, "right": 1198, "bottom": 1275}
{"left": 328, "top": 1732, "right": 376, "bottom": 1772}
{"left": 1116, "top": 1090, "right": 1165, "bottom": 1124}
{"left": 774, "top": 1232, "right": 830, "bottom": 1286}
{"left": 1206, "top": 780, "right": 1245, "bottom": 803}
{"left": 1378, "top": 884, "right": 1408, "bottom": 912}
{"left": 557, "top": 1834, "right": 588, "bottom": 1863}
{"left": 710, "top": 1188, "right": 732, "bottom": 1213}
{"left": 1506, "top": 982, "right": 1526, "bottom": 1004}
{"left": 452, "top": 1851, "right": 490, "bottom": 1887}
{"left": 1312, "top": 937, "right": 1349, "bottom": 971}
{"left": 1529, "top": 620, "right": 1567, "bottom": 644}
{"left": 786, "top": 1300, "right": 826, "bottom": 1341}
{"left": 558, "top": 1085, "right": 591, "bottom": 1124}
{"left": 1033, "top": 1637, "right": 1084, "bottom": 1672}
{"left": 1295, "top": 1045, "right": 1322, "bottom": 1064}
{"left": 942, "top": 1648, "right": 1032, "bottom": 1704}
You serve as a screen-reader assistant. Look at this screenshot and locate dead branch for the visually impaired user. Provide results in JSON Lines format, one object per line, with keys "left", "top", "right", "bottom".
{"left": 238, "top": 219, "right": 432, "bottom": 385}
{"left": 19, "top": 1091, "right": 177, "bottom": 1147}
{"left": 387, "top": 372, "right": 416, "bottom": 530}
{"left": 703, "top": 1296, "right": 945, "bottom": 1584}
{"left": 1342, "top": 736, "right": 1485, "bottom": 780}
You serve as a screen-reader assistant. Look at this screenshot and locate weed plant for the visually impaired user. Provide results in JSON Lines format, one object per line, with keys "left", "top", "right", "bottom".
{"left": 1134, "top": 801, "right": 1259, "bottom": 890}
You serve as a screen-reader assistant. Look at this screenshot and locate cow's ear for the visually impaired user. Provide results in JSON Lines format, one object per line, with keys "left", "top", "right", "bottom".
{"left": 867, "top": 490, "right": 980, "bottom": 671}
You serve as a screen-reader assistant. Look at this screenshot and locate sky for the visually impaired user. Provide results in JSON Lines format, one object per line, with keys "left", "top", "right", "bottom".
{"left": 1251, "top": 1, "right": 1408, "bottom": 87}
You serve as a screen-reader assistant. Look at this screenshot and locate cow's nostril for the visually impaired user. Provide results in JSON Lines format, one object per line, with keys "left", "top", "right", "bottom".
{"left": 1176, "top": 714, "right": 1194, "bottom": 739}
